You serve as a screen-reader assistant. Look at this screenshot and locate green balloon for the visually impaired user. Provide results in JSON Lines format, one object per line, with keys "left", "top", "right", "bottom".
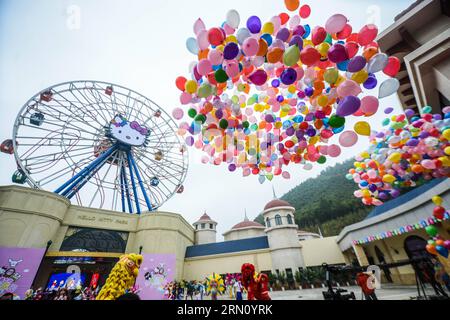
{"left": 195, "top": 114, "right": 206, "bottom": 124}
{"left": 325, "top": 33, "right": 333, "bottom": 45}
{"left": 324, "top": 68, "right": 339, "bottom": 84}
{"left": 329, "top": 115, "right": 345, "bottom": 128}
{"left": 215, "top": 69, "right": 229, "bottom": 83}
{"left": 197, "top": 84, "right": 212, "bottom": 98}
{"left": 317, "top": 156, "right": 327, "bottom": 164}
{"left": 219, "top": 119, "right": 228, "bottom": 129}
{"left": 242, "top": 121, "right": 250, "bottom": 129}
{"left": 283, "top": 45, "right": 300, "bottom": 67}
{"left": 188, "top": 108, "right": 197, "bottom": 118}
{"left": 425, "top": 225, "right": 438, "bottom": 237}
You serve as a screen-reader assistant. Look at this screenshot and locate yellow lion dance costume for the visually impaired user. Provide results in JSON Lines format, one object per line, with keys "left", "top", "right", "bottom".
{"left": 96, "top": 253, "right": 143, "bottom": 300}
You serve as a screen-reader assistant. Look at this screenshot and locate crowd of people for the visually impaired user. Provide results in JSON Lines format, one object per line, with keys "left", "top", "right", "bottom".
{"left": 0, "top": 286, "right": 101, "bottom": 300}
{"left": 162, "top": 278, "right": 244, "bottom": 300}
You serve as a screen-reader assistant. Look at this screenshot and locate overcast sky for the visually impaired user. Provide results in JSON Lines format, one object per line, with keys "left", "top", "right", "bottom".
{"left": 0, "top": 0, "right": 415, "bottom": 240}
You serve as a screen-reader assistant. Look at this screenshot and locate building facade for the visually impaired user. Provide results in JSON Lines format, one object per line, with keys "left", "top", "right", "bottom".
{"left": 0, "top": 185, "right": 345, "bottom": 288}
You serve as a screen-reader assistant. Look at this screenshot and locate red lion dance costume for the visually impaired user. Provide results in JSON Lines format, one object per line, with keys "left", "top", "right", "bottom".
{"left": 241, "top": 263, "right": 271, "bottom": 300}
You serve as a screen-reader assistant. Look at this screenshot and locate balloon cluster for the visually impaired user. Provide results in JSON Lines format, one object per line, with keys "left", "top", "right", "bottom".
{"left": 425, "top": 195, "right": 450, "bottom": 259}
{"left": 174, "top": 1, "right": 401, "bottom": 183}
{"left": 349, "top": 106, "right": 450, "bottom": 206}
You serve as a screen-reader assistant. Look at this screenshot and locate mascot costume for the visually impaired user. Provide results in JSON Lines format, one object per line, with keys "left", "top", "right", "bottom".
{"left": 241, "top": 263, "right": 271, "bottom": 300}
{"left": 96, "top": 253, "right": 143, "bottom": 300}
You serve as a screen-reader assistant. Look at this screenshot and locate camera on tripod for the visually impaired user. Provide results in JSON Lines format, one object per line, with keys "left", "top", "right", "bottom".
{"left": 321, "top": 263, "right": 356, "bottom": 300}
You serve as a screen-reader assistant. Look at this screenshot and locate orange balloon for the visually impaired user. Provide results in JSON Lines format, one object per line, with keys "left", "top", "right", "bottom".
{"left": 363, "top": 47, "right": 379, "bottom": 61}
{"left": 284, "top": 0, "right": 300, "bottom": 11}
{"left": 426, "top": 244, "right": 437, "bottom": 255}
{"left": 257, "top": 39, "right": 269, "bottom": 56}
{"left": 198, "top": 49, "right": 209, "bottom": 60}
{"left": 436, "top": 239, "right": 445, "bottom": 247}
{"left": 411, "top": 164, "right": 424, "bottom": 173}
{"left": 267, "top": 47, "right": 284, "bottom": 63}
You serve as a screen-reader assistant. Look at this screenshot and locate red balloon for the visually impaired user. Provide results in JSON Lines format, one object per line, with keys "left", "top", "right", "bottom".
{"left": 336, "top": 24, "right": 352, "bottom": 40}
{"left": 433, "top": 206, "right": 446, "bottom": 220}
{"left": 279, "top": 12, "right": 290, "bottom": 25}
{"left": 208, "top": 28, "right": 225, "bottom": 46}
{"left": 312, "top": 26, "right": 327, "bottom": 45}
{"left": 175, "top": 76, "right": 187, "bottom": 91}
{"left": 358, "top": 24, "right": 378, "bottom": 46}
{"left": 300, "top": 47, "right": 321, "bottom": 66}
{"left": 383, "top": 56, "right": 401, "bottom": 77}
{"left": 299, "top": 5, "right": 311, "bottom": 18}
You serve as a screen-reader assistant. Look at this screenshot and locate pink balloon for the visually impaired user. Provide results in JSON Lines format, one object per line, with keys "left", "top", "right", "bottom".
{"left": 360, "top": 96, "right": 379, "bottom": 116}
{"left": 223, "top": 60, "right": 240, "bottom": 78}
{"left": 180, "top": 92, "right": 192, "bottom": 105}
{"left": 223, "top": 23, "right": 235, "bottom": 35}
{"left": 339, "top": 131, "right": 358, "bottom": 147}
{"left": 197, "top": 59, "right": 212, "bottom": 76}
{"left": 208, "top": 49, "right": 224, "bottom": 65}
{"left": 337, "top": 80, "right": 362, "bottom": 97}
{"left": 282, "top": 171, "right": 291, "bottom": 179}
{"left": 197, "top": 29, "right": 210, "bottom": 50}
{"left": 172, "top": 108, "right": 184, "bottom": 120}
{"left": 328, "top": 144, "right": 341, "bottom": 157}
{"left": 193, "top": 18, "right": 206, "bottom": 36}
{"left": 325, "top": 14, "right": 348, "bottom": 34}
{"left": 422, "top": 159, "right": 436, "bottom": 169}
{"left": 242, "top": 37, "right": 259, "bottom": 56}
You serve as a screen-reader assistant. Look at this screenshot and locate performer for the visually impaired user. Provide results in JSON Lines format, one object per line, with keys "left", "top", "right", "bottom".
{"left": 241, "top": 263, "right": 271, "bottom": 300}
{"left": 96, "top": 253, "right": 143, "bottom": 300}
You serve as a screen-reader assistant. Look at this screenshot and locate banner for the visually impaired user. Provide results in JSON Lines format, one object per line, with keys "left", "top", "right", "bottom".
{"left": 135, "top": 254, "right": 176, "bottom": 300}
{"left": 0, "top": 247, "right": 46, "bottom": 299}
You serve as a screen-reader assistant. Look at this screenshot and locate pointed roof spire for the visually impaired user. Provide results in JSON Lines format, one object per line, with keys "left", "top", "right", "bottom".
{"left": 272, "top": 185, "right": 278, "bottom": 199}
{"left": 244, "top": 208, "right": 249, "bottom": 221}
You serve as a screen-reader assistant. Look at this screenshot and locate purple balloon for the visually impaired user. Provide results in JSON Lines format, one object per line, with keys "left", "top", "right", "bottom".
{"left": 286, "top": 127, "right": 295, "bottom": 136}
{"left": 336, "top": 96, "right": 361, "bottom": 117}
{"left": 215, "top": 109, "right": 223, "bottom": 119}
{"left": 363, "top": 76, "right": 377, "bottom": 90}
{"left": 405, "top": 109, "right": 415, "bottom": 118}
{"left": 304, "top": 113, "right": 314, "bottom": 122}
{"left": 347, "top": 56, "right": 366, "bottom": 73}
{"left": 289, "top": 35, "right": 303, "bottom": 48}
{"left": 384, "top": 107, "right": 394, "bottom": 114}
{"left": 249, "top": 69, "right": 268, "bottom": 85}
{"left": 223, "top": 42, "right": 239, "bottom": 60}
{"left": 306, "top": 128, "right": 316, "bottom": 137}
{"left": 296, "top": 130, "right": 304, "bottom": 139}
{"left": 390, "top": 189, "right": 400, "bottom": 198}
{"left": 304, "top": 87, "right": 314, "bottom": 96}
{"left": 406, "top": 138, "right": 419, "bottom": 146}
{"left": 265, "top": 114, "right": 274, "bottom": 123}
{"left": 433, "top": 114, "right": 442, "bottom": 120}
{"left": 444, "top": 240, "right": 450, "bottom": 250}
{"left": 328, "top": 44, "right": 348, "bottom": 63}
{"left": 228, "top": 163, "right": 236, "bottom": 172}
{"left": 292, "top": 25, "right": 306, "bottom": 37}
{"left": 280, "top": 68, "right": 297, "bottom": 85}
{"left": 276, "top": 28, "right": 291, "bottom": 42}
{"left": 246, "top": 16, "right": 262, "bottom": 34}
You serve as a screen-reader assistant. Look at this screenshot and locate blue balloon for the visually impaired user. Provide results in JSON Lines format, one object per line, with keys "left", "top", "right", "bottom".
{"left": 302, "top": 24, "right": 311, "bottom": 39}
{"left": 332, "top": 126, "right": 345, "bottom": 134}
{"left": 261, "top": 33, "right": 273, "bottom": 46}
{"left": 336, "top": 60, "right": 349, "bottom": 71}
{"left": 436, "top": 245, "right": 449, "bottom": 258}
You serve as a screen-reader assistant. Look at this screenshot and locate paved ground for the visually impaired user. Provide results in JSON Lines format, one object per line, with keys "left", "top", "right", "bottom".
{"left": 213, "top": 284, "right": 446, "bottom": 300}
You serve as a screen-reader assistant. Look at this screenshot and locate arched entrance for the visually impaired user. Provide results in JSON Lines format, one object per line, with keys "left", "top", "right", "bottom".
{"left": 374, "top": 246, "right": 393, "bottom": 283}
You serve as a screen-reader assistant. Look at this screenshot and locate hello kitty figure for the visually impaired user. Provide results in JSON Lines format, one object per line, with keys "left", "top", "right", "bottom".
{"left": 107, "top": 114, "right": 150, "bottom": 147}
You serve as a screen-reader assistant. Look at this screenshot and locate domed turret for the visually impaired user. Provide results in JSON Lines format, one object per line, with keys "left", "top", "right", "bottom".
{"left": 193, "top": 212, "right": 217, "bottom": 245}
{"left": 223, "top": 210, "right": 265, "bottom": 241}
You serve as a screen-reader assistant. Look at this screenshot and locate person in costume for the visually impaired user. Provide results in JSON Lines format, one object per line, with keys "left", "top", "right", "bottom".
{"left": 205, "top": 273, "right": 225, "bottom": 300}
{"left": 241, "top": 263, "right": 271, "bottom": 300}
{"left": 96, "top": 253, "right": 143, "bottom": 300}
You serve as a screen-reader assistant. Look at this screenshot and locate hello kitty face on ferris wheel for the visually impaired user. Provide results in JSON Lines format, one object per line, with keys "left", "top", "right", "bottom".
{"left": 108, "top": 115, "right": 150, "bottom": 147}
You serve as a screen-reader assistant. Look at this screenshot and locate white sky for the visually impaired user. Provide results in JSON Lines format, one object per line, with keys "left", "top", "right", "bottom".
{"left": 0, "top": 0, "right": 415, "bottom": 240}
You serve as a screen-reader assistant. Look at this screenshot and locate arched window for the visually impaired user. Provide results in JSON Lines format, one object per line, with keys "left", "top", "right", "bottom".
{"left": 275, "top": 214, "right": 282, "bottom": 226}
{"left": 266, "top": 217, "right": 271, "bottom": 228}
{"left": 287, "top": 214, "right": 293, "bottom": 224}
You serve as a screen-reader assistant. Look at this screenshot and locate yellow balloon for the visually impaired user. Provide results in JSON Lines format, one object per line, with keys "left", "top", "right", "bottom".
{"left": 309, "top": 136, "right": 319, "bottom": 145}
{"left": 351, "top": 70, "right": 369, "bottom": 84}
{"left": 274, "top": 121, "right": 283, "bottom": 129}
{"left": 354, "top": 121, "right": 371, "bottom": 136}
{"left": 316, "top": 42, "right": 330, "bottom": 58}
{"left": 445, "top": 146, "right": 450, "bottom": 155}
{"left": 261, "top": 22, "right": 274, "bottom": 34}
{"left": 388, "top": 152, "right": 402, "bottom": 163}
{"left": 382, "top": 174, "right": 396, "bottom": 184}
{"left": 225, "top": 35, "right": 238, "bottom": 44}
{"left": 335, "top": 75, "right": 345, "bottom": 86}
{"left": 432, "top": 196, "right": 443, "bottom": 206}
{"left": 360, "top": 151, "right": 370, "bottom": 159}
{"left": 288, "top": 85, "right": 296, "bottom": 94}
{"left": 439, "top": 156, "right": 450, "bottom": 167}
{"left": 443, "top": 129, "right": 450, "bottom": 140}
{"left": 317, "top": 95, "right": 328, "bottom": 107}
{"left": 185, "top": 80, "right": 198, "bottom": 94}
{"left": 362, "top": 189, "right": 371, "bottom": 198}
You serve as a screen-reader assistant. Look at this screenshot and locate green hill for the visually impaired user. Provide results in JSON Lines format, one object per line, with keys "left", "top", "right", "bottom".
{"left": 255, "top": 159, "right": 372, "bottom": 236}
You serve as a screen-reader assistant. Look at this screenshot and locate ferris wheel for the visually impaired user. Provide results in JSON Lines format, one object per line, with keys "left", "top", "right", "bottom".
{"left": 1, "top": 81, "right": 188, "bottom": 214}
